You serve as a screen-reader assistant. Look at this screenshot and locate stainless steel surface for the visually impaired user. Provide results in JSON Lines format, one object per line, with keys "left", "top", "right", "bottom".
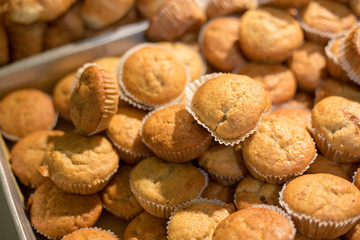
{"left": 0, "top": 20, "right": 149, "bottom": 239}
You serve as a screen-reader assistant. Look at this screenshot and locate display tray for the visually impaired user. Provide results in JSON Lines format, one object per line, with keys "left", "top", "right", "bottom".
{"left": 0, "top": 20, "right": 149, "bottom": 240}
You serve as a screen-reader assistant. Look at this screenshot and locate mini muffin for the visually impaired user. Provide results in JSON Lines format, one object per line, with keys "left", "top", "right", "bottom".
{"left": 106, "top": 106, "right": 152, "bottom": 165}
{"left": 310, "top": 96, "right": 360, "bottom": 163}
{"left": 146, "top": 0, "right": 206, "bottom": 41}
{"left": 38, "top": 132, "right": 119, "bottom": 195}
{"left": 280, "top": 173, "right": 360, "bottom": 239}
{"left": 197, "top": 144, "right": 248, "bottom": 186}
{"left": 123, "top": 211, "right": 167, "bottom": 240}
{"left": 325, "top": 37, "right": 351, "bottom": 82}
{"left": 117, "top": 44, "right": 189, "bottom": 109}
{"left": 238, "top": 6, "right": 303, "bottom": 64}
{"left": 242, "top": 114, "right": 316, "bottom": 184}
{"left": 129, "top": 156, "right": 208, "bottom": 218}
{"left": 136, "top": 0, "right": 167, "bottom": 18}
{"left": 70, "top": 64, "right": 119, "bottom": 135}
{"left": 0, "top": 88, "right": 57, "bottom": 141}
{"left": 201, "top": 181, "right": 235, "bottom": 203}
{"left": 167, "top": 200, "right": 230, "bottom": 240}
{"left": 62, "top": 228, "right": 118, "bottom": 240}
{"left": 159, "top": 41, "right": 206, "bottom": 82}
{"left": 187, "top": 73, "right": 267, "bottom": 145}
{"left": 199, "top": 16, "right": 246, "bottom": 72}
{"left": 30, "top": 180, "right": 102, "bottom": 239}
{"left": 0, "top": 18, "right": 9, "bottom": 65}
{"left": 259, "top": 0, "right": 310, "bottom": 8}
{"left": 101, "top": 164, "right": 143, "bottom": 220}
{"left": 10, "top": 130, "right": 64, "bottom": 188}
{"left": 53, "top": 72, "right": 75, "bottom": 121}
{"left": 288, "top": 41, "right": 327, "bottom": 93}
{"left": 141, "top": 104, "right": 212, "bottom": 163}
{"left": 80, "top": 0, "right": 135, "bottom": 29}
{"left": 206, "top": 0, "right": 257, "bottom": 18}
{"left": 299, "top": 0, "right": 356, "bottom": 43}
{"left": 212, "top": 205, "right": 296, "bottom": 240}
{"left": 346, "top": 221, "right": 360, "bottom": 240}
{"left": 270, "top": 105, "right": 311, "bottom": 129}
{"left": 350, "top": 0, "right": 360, "bottom": 18}
{"left": 235, "top": 62, "right": 297, "bottom": 105}
{"left": 234, "top": 175, "right": 281, "bottom": 210}
{"left": 315, "top": 78, "right": 360, "bottom": 104}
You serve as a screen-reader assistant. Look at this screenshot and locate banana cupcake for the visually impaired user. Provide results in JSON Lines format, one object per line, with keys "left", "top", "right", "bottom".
{"left": 315, "top": 78, "right": 360, "bottom": 104}
{"left": 0, "top": 88, "right": 57, "bottom": 141}
{"left": 270, "top": 105, "right": 311, "bottom": 129}
{"left": 129, "top": 156, "right": 208, "bottom": 218}
{"left": 62, "top": 228, "right": 118, "bottom": 240}
{"left": 206, "top": 0, "right": 257, "bottom": 18}
{"left": 53, "top": 72, "right": 75, "bottom": 121}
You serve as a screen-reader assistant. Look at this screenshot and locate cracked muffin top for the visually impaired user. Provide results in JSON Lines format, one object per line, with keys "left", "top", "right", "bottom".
{"left": 190, "top": 73, "right": 267, "bottom": 142}
{"left": 281, "top": 173, "right": 360, "bottom": 222}
{"left": 270, "top": 106, "right": 311, "bottom": 130}
{"left": 311, "top": 96, "right": 360, "bottom": 155}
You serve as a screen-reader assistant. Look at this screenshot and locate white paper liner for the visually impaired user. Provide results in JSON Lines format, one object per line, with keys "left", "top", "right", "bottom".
{"left": 61, "top": 227, "right": 118, "bottom": 240}
{"left": 116, "top": 43, "right": 191, "bottom": 111}
{"left": 185, "top": 73, "right": 265, "bottom": 146}
{"left": 166, "top": 197, "right": 226, "bottom": 236}
{"left": 32, "top": 222, "right": 53, "bottom": 240}
{"left": 50, "top": 164, "right": 119, "bottom": 195}
{"left": 308, "top": 127, "right": 360, "bottom": 163}
{"left": 352, "top": 167, "right": 359, "bottom": 185}
{"left": 129, "top": 167, "right": 209, "bottom": 218}
{"left": 279, "top": 180, "right": 360, "bottom": 239}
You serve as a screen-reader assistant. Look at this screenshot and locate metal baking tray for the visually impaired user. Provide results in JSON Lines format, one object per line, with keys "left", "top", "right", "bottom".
{"left": 0, "top": 20, "right": 149, "bottom": 240}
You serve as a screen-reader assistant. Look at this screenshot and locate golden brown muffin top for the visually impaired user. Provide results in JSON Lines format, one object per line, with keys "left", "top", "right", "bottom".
{"left": 93, "top": 57, "right": 121, "bottom": 74}
{"left": 101, "top": 164, "right": 143, "bottom": 219}
{"left": 270, "top": 106, "right": 311, "bottom": 129}
{"left": 238, "top": 6, "right": 303, "bottom": 64}
{"left": 282, "top": 173, "right": 360, "bottom": 221}
{"left": 315, "top": 78, "right": 360, "bottom": 104}
{"left": 212, "top": 207, "right": 294, "bottom": 240}
{"left": 40, "top": 132, "right": 119, "bottom": 186}
{"left": 300, "top": 0, "right": 356, "bottom": 34}
{"left": 242, "top": 114, "right": 316, "bottom": 177}
{"left": 70, "top": 64, "right": 119, "bottom": 134}
{"left": 141, "top": 104, "right": 211, "bottom": 152}
{"left": 10, "top": 130, "right": 64, "bottom": 188}
{"left": 30, "top": 180, "right": 102, "bottom": 239}
{"left": 198, "top": 144, "right": 247, "bottom": 178}
{"left": 206, "top": 0, "right": 257, "bottom": 18}
{"left": 62, "top": 228, "right": 118, "bottom": 240}
{"left": 236, "top": 62, "right": 296, "bottom": 105}
{"left": 121, "top": 45, "right": 188, "bottom": 105}
{"left": 200, "top": 16, "right": 245, "bottom": 72}
{"left": 234, "top": 175, "right": 281, "bottom": 210}
{"left": 123, "top": 211, "right": 167, "bottom": 240}
{"left": 288, "top": 41, "right": 327, "bottom": 92}
{"left": 52, "top": 72, "right": 75, "bottom": 121}
{"left": 201, "top": 181, "right": 235, "bottom": 203}
{"left": 168, "top": 201, "right": 230, "bottom": 240}
{"left": 0, "top": 88, "right": 56, "bottom": 139}
{"left": 129, "top": 156, "right": 206, "bottom": 205}
{"left": 311, "top": 96, "right": 360, "bottom": 155}
{"left": 191, "top": 74, "right": 267, "bottom": 140}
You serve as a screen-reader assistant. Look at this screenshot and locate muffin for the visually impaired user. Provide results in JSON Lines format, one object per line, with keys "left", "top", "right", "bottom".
{"left": 199, "top": 16, "right": 246, "bottom": 72}
{"left": 186, "top": 73, "right": 267, "bottom": 145}
{"left": 325, "top": 37, "right": 351, "bottom": 82}
{"left": 123, "top": 211, "right": 167, "bottom": 240}
{"left": 212, "top": 205, "right": 296, "bottom": 240}
{"left": 235, "top": 62, "right": 297, "bottom": 105}
{"left": 70, "top": 63, "right": 119, "bottom": 135}
{"left": 346, "top": 221, "right": 360, "bottom": 240}
{"left": 10, "top": 130, "right": 64, "bottom": 188}
{"left": 0, "top": 88, "right": 57, "bottom": 141}
{"left": 62, "top": 228, "right": 118, "bottom": 240}
{"left": 141, "top": 104, "right": 212, "bottom": 163}
{"left": 280, "top": 173, "right": 360, "bottom": 239}
{"left": 288, "top": 41, "right": 327, "bottom": 93}
{"left": 315, "top": 78, "right": 360, "bottom": 104}
{"left": 234, "top": 175, "right": 281, "bottom": 210}
{"left": 270, "top": 105, "right": 311, "bottom": 129}
{"left": 167, "top": 199, "right": 230, "bottom": 240}
{"left": 299, "top": 0, "right": 356, "bottom": 43}
{"left": 238, "top": 6, "right": 303, "bottom": 64}
{"left": 129, "top": 156, "right": 208, "bottom": 218}
{"left": 146, "top": 0, "right": 206, "bottom": 41}
{"left": 53, "top": 72, "right": 75, "bottom": 121}
{"left": 242, "top": 114, "right": 316, "bottom": 184}
{"left": 93, "top": 57, "right": 121, "bottom": 74}
{"left": 38, "top": 132, "right": 119, "bottom": 195}
{"left": 310, "top": 96, "right": 360, "bottom": 163}
{"left": 106, "top": 106, "right": 152, "bottom": 165}
{"left": 205, "top": 0, "right": 257, "bottom": 18}
{"left": 117, "top": 44, "right": 189, "bottom": 110}
{"left": 197, "top": 144, "right": 248, "bottom": 186}
{"left": 353, "top": 167, "right": 360, "bottom": 189}
{"left": 30, "top": 180, "right": 102, "bottom": 239}
{"left": 201, "top": 181, "right": 236, "bottom": 203}
{"left": 101, "top": 164, "right": 143, "bottom": 220}
{"left": 136, "top": 0, "right": 167, "bottom": 18}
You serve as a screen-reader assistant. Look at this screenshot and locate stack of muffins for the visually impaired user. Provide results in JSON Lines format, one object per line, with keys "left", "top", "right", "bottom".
{"left": 1, "top": 0, "right": 360, "bottom": 239}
